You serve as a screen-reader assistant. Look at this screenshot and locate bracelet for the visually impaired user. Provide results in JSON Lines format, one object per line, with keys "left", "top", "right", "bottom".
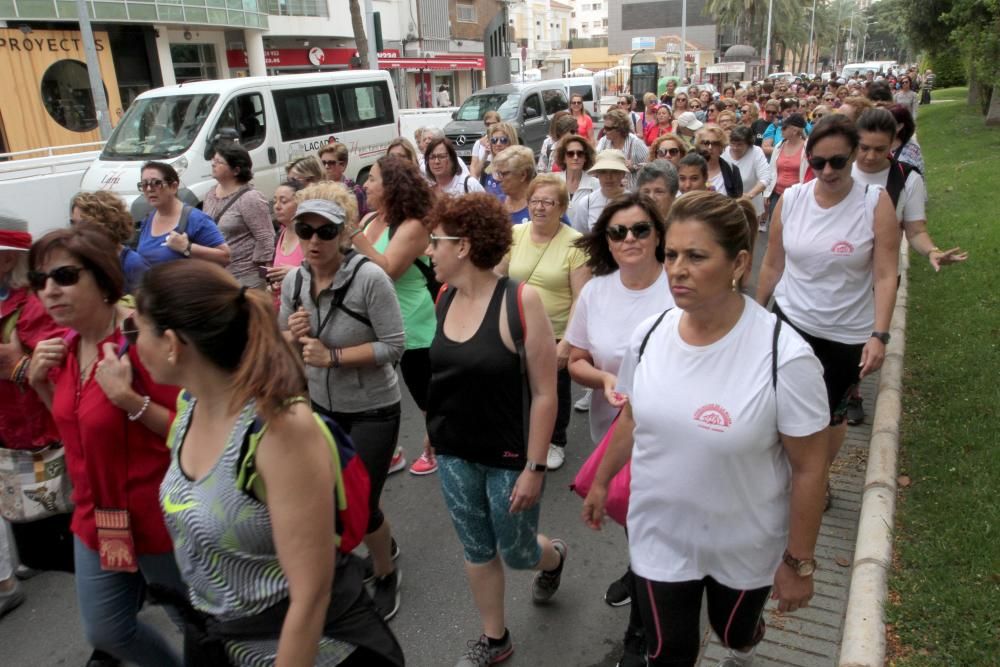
{"left": 349, "top": 227, "right": 364, "bottom": 239}
{"left": 10, "top": 355, "right": 30, "bottom": 385}
{"left": 929, "top": 246, "right": 942, "bottom": 254}
{"left": 128, "top": 395, "right": 151, "bottom": 421}
{"left": 329, "top": 347, "right": 342, "bottom": 368}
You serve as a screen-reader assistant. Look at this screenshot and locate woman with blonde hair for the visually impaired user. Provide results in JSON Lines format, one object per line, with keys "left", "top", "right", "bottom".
{"left": 385, "top": 137, "right": 419, "bottom": 163}
{"left": 470, "top": 110, "right": 502, "bottom": 179}
{"left": 70, "top": 190, "right": 150, "bottom": 293}
{"left": 480, "top": 122, "right": 519, "bottom": 197}
{"left": 597, "top": 109, "right": 649, "bottom": 191}
{"left": 639, "top": 93, "right": 659, "bottom": 136}
{"left": 287, "top": 155, "right": 325, "bottom": 186}
{"left": 694, "top": 125, "right": 742, "bottom": 198}
{"left": 648, "top": 135, "right": 687, "bottom": 167}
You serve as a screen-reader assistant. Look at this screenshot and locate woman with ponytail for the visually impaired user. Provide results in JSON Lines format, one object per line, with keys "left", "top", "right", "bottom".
{"left": 582, "top": 192, "right": 830, "bottom": 667}
{"left": 136, "top": 257, "right": 403, "bottom": 666}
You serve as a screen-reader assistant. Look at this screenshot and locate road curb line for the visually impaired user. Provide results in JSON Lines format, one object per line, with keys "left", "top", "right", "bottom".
{"left": 838, "top": 240, "right": 909, "bottom": 667}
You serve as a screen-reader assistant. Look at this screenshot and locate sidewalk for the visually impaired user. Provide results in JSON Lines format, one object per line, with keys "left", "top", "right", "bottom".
{"left": 696, "top": 373, "right": 879, "bottom": 667}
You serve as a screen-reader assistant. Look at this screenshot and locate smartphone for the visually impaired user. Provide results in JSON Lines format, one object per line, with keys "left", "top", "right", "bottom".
{"left": 258, "top": 266, "right": 271, "bottom": 279}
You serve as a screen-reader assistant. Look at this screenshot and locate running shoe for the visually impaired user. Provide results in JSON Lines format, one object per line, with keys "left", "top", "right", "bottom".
{"left": 363, "top": 537, "right": 401, "bottom": 583}
{"left": 14, "top": 565, "right": 39, "bottom": 580}
{"left": 387, "top": 447, "right": 406, "bottom": 475}
{"left": 604, "top": 569, "right": 632, "bottom": 607}
{"left": 0, "top": 580, "right": 25, "bottom": 618}
{"left": 372, "top": 568, "right": 401, "bottom": 621}
{"left": 717, "top": 645, "right": 757, "bottom": 666}
{"left": 574, "top": 389, "right": 593, "bottom": 412}
{"left": 546, "top": 444, "right": 566, "bottom": 471}
{"left": 85, "top": 650, "right": 121, "bottom": 667}
{"left": 846, "top": 396, "right": 865, "bottom": 425}
{"left": 616, "top": 628, "right": 646, "bottom": 667}
{"left": 532, "top": 539, "right": 567, "bottom": 603}
{"left": 454, "top": 631, "right": 514, "bottom": 666}
{"left": 409, "top": 451, "right": 438, "bottom": 476}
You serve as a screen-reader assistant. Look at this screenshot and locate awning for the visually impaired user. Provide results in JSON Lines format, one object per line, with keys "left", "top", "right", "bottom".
{"left": 227, "top": 48, "right": 483, "bottom": 71}
{"left": 379, "top": 56, "right": 484, "bottom": 71}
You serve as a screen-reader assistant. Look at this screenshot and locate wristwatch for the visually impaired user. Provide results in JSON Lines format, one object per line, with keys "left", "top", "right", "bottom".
{"left": 183, "top": 240, "right": 192, "bottom": 258}
{"left": 783, "top": 550, "right": 817, "bottom": 577}
{"left": 526, "top": 461, "right": 547, "bottom": 472}
{"left": 871, "top": 331, "right": 890, "bottom": 345}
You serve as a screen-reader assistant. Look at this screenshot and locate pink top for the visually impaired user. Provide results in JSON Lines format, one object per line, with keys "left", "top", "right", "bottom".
{"left": 775, "top": 144, "right": 804, "bottom": 194}
{"left": 271, "top": 226, "right": 304, "bottom": 307}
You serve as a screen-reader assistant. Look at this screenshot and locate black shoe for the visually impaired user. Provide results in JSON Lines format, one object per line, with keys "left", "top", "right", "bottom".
{"left": 372, "top": 568, "right": 401, "bottom": 621}
{"left": 362, "top": 538, "right": 401, "bottom": 583}
{"left": 85, "top": 649, "right": 122, "bottom": 667}
{"left": 604, "top": 570, "right": 632, "bottom": 607}
{"left": 846, "top": 396, "right": 865, "bottom": 425}
{"left": 617, "top": 628, "right": 646, "bottom": 667}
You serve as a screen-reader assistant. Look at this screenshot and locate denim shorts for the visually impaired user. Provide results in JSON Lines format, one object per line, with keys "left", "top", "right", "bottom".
{"left": 437, "top": 455, "right": 543, "bottom": 569}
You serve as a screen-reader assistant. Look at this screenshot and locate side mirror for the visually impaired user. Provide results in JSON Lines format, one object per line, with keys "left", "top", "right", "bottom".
{"left": 524, "top": 106, "right": 540, "bottom": 120}
{"left": 451, "top": 111, "right": 457, "bottom": 120}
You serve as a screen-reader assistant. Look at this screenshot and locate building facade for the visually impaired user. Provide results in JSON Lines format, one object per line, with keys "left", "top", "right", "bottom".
{"left": 571, "top": 0, "right": 607, "bottom": 40}
{"left": 606, "top": 0, "right": 716, "bottom": 58}
{"left": 506, "top": 0, "right": 572, "bottom": 79}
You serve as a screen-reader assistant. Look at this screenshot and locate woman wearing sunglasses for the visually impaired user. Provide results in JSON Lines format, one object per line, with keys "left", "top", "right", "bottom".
{"left": 470, "top": 110, "right": 502, "bottom": 180}
{"left": 537, "top": 112, "right": 580, "bottom": 174}
{"left": 491, "top": 146, "right": 538, "bottom": 225}
{"left": 648, "top": 135, "right": 687, "bottom": 167}
{"left": 695, "top": 125, "right": 742, "bottom": 199}
{"left": 280, "top": 184, "right": 407, "bottom": 620}
{"left": 569, "top": 94, "right": 594, "bottom": 144}
{"left": 319, "top": 142, "right": 369, "bottom": 218}
{"left": 671, "top": 93, "right": 689, "bottom": 114}
{"left": 565, "top": 193, "right": 673, "bottom": 664}
{"left": 424, "top": 193, "right": 565, "bottom": 666}
{"left": 893, "top": 76, "right": 918, "bottom": 119}
{"left": 479, "top": 122, "right": 519, "bottom": 197}
{"left": 722, "top": 126, "right": 771, "bottom": 219}
{"left": 26, "top": 224, "right": 185, "bottom": 666}
{"left": 355, "top": 157, "right": 438, "bottom": 477}
{"left": 583, "top": 191, "right": 829, "bottom": 667}
{"left": 554, "top": 134, "right": 600, "bottom": 205}
{"left": 761, "top": 114, "right": 810, "bottom": 232}
{"left": 135, "top": 161, "right": 230, "bottom": 268}
{"left": 757, "top": 115, "right": 900, "bottom": 509}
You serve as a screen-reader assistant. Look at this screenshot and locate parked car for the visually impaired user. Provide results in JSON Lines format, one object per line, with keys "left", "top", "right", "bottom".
{"left": 81, "top": 70, "right": 399, "bottom": 220}
{"left": 443, "top": 81, "right": 571, "bottom": 162}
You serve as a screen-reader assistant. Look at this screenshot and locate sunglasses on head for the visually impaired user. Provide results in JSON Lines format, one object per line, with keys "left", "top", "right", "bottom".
{"left": 28, "top": 265, "right": 87, "bottom": 291}
{"left": 807, "top": 154, "right": 851, "bottom": 171}
{"left": 137, "top": 179, "right": 167, "bottom": 192}
{"left": 606, "top": 221, "right": 654, "bottom": 242}
{"left": 321, "top": 159, "right": 346, "bottom": 167}
{"left": 657, "top": 147, "right": 681, "bottom": 157}
{"left": 491, "top": 136, "right": 510, "bottom": 145}
{"left": 294, "top": 221, "right": 341, "bottom": 241}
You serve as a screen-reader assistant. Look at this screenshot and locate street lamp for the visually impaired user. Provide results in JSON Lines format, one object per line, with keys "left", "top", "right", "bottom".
{"left": 764, "top": 0, "right": 773, "bottom": 75}
{"left": 807, "top": 0, "right": 817, "bottom": 75}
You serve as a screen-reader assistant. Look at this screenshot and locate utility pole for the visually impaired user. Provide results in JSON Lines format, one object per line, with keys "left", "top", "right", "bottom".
{"left": 680, "top": 0, "right": 687, "bottom": 82}
{"left": 807, "top": 0, "right": 817, "bottom": 75}
{"left": 847, "top": 9, "right": 855, "bottom": 63}
{"left": 74, "top": 0, "right": 112, "bottom": 139}
{"left": 764, "top": 0, "right": 773, "bottom": 76}
{"left": 363, "top": 0, "right": 378, "bottom": 71}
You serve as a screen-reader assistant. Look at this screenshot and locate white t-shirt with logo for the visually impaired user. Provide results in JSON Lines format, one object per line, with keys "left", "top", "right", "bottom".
{"left": 774, "top": 179, "right": 881, "bottom": 344}
{"left": 564, "top": 269, "right": 674, "bottom": 443}
{"left": 851, "top": 163, "right": 926, "bottom": 224}
{"left": 616, "top": 299, "right": 828, "bottom": 589}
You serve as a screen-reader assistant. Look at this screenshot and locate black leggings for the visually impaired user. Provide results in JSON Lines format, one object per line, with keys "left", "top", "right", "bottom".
{"left": 326, "top": 403, "right": 401, "bottom": 534}
{"left": 633, "top": 573, "right": 769, "bottom": 667}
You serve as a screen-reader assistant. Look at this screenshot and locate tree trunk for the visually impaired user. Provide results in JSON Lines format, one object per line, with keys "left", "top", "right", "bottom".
{"left": 349, "top": 0, "right": 370, "bottom": 69}
{"left": 967, "top": 61, "right": 979, "bottom": 107}
{"left": 986, "top": 87, "right": 1000, "bottom": 126}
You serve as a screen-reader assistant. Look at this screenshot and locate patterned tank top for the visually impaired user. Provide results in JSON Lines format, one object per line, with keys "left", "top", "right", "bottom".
{"left": 160, "top": 397, "right": 355, "bottom": 666}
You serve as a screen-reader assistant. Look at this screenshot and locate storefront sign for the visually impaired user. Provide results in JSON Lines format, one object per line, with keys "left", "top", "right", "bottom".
{"left": 0, "top": 35, "right": 105, "bottom": 53}
{"left": 707, "top": 62, "right": 746, "bottom": 74}
{"left": 226, "top": 47, "right": 483, "bottom": 71}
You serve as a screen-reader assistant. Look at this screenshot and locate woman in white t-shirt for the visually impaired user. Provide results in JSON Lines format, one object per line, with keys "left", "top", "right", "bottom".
{"left": 470, "top": 110, "right": 501, "bottom": 180}
{"left": 565, "top": 192, "right": 674, "bottom": 664}
{"left": 757, "top": 115, "right": 899, "bottom": 507}
{"left": 582, "top": 191, "right": 830, "bottom": 667}
{"left": 424, "top": 137, "right": 485, "bottom": 197}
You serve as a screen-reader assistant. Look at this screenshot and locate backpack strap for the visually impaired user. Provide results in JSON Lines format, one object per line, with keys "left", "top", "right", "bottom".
{"left": 638, "top": 308, "right": 672, "bottom": 362}
{"left": 317, "top": 254, "right": 373, "bottom": 334}
{"left": 176, "top": 205, "right": 193, "bottom": 236}
{"left": 292, "top": 268, "right": 304, "bottom": 311}
{"left": 771, "top": 317, "right": 782, "bottom": 391}
{"left": 463, "top": 175, "right": 471, "bottom": 193}
{"left": 884, "top": 158, "right": 912, "bottom": 208}
{"left": 207, "top": 186, "right": 251, "bottom": 227}
{"left": 503, "top": 279, "right": 530, "bottom": 449}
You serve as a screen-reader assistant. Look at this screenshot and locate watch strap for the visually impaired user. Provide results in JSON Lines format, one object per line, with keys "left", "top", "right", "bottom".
{"left": 526, "top": 461, "right": 547, "bottom": 472}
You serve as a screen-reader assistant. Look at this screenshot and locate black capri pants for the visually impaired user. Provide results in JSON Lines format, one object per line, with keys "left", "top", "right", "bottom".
{"left": 322, "top": 402, "right": 401, "bottom": 534}
{"left": 633, "top": 573, "right": 770, "bottom": 667}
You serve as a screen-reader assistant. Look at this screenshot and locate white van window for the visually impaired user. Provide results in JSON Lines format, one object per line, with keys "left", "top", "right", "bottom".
{"left": 210, "top": 93, "right": 267, "bottom": 151}
{"left": 336, "top": 81, "right": 394, "bottom": 130}
{"left": 102, "top": 93, "right": 218, "bottom": 159}
{"left": 273, "top": 87, "right": 341, "bottom": 142}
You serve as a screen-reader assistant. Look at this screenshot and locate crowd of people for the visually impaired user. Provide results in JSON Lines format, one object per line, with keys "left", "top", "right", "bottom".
{"left": 0, "top": 62, "right": 968, "bottom": 667}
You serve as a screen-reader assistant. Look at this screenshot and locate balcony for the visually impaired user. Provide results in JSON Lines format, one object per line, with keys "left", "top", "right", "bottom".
{"left": 0, "top": 0, "right": 270, "bottom": 28}
{"left": 265, "top": 0, "right": 327, "bottom": 17}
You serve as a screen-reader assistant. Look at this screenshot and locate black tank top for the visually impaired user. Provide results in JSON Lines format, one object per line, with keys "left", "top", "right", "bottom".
{"left": 427, "top": 278, "right": 526, "bottom": 470}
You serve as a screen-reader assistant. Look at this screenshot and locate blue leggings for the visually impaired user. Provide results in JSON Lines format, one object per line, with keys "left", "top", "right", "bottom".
{"left": 74, "top": 537, "right": 186, "bottom": 667}
{"left": 437, "top": 455, "right": 543, "bottom": 569}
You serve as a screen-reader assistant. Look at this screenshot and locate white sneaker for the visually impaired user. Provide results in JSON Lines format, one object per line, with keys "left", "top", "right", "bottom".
{"left": 574, "top": 389, "right": 593, "bottom": 412}
{"left": 718, "top": 646, "right": 757, "bottom": 666}
{"left": 546, "top": 444, "right": 566, "bottom": 470}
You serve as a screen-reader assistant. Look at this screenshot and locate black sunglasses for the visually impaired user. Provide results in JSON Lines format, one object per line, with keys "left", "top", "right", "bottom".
{"left": 321, "top": 159, "right": 346, "bottom": 167}
{"left": 807, "top": 154, "right": 852, "bottom": 171}
{"left": 565, "top": 149, "right": 586, "bottom": 158}
{"left": 28, "top": 265, "right": 87, "bottom": 291}
{"left": 657, "top": 147, "right": 681, "bottom": 157}
{"left": 606, "top": 222, "right": 654, "bottom": 242}
{"left": 294, "top": 221, "right": 341, "bottom": 241}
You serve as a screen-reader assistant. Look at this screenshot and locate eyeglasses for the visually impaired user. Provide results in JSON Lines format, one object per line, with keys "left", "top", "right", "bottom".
{"left": 740, "top": 108, "right": 751, "bottom": 114}
{"left": 565, "top": 149, "right": 586, "bottom": 158}
{"left": 428, "top": 153, "right": 450, "bottom": 162}
{"left": 699, "top": 140, "right": 723, "bottom": 149}
{"left": 491, "top": 136, "right": 510, "bottom": 145}
{"left": 28, "top": 265, "right": 87, "bottom": 291}
{"left": 571, "top": 101, "right": 583, "bottom": 105}
{"left": 137, "top": 179, "right": 167, "bottom": 192}
{"left": 606, "top": 222, "right": 654, "bottom": 242}
{"left": 121, "top": 315, "right": 140, "bottom": 347}
{"left": 656, "top": 147, "right": 681, "bottom": 157}
{"left": 429, "top": 234, "right": 462, "bottom": 247}
{"left": 807, "top": 154, "right": 852, "bottom": 171}
{"left": 321, "top": 159, "right": 346, "bottom": 167}
{"left": 294, "top": 221, "right": 341, "bottom": 241}
{"left": 494, "top": 169, "right": 513, "bottom": 179}
{"left": 529, "top": 198, "right": 557, "bottom": 208}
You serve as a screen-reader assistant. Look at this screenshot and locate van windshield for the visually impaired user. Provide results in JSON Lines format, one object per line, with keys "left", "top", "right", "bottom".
{"left": 454, "top": 93, "right": 520, "bottom": 121}
{"left": 101, "top": 94, "right": 219, "bottom": 160}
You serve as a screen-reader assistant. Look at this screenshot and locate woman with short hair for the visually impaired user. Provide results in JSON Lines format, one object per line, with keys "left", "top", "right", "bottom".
{"left": 554, "top": 134, "right": 600, "bottom": 205}
{"left": 70, "top": 190, "right": 150, "bottom": 294}
{"left": 637, "top": 161, "right": 680, "bottom": 219}
{"left": 287, "top": 155, "right": 325, "bottom": 185}
{"left": 695, "top": 124, "right": 742, "bottom": 198}
{"left": 491, "top": 146, "right": 537, "bottom": 225}
{"left": 425, "top": 137, "right": 485, "bottom": 196}
{"left": 319, "top": 142, "right": 369, "bottom": 217}
{"left": 537, "top": 113, "right": 580, "bottom": 173}
{"left": 723, "top": 125, "right": 771, "bottom": 218}
{"left": 204, "top": 143, "right": 274, "bottom": 288}
{"left": 480, "top": 122, "right": 519, "bottom": 197}
{"left": 265, "top": 179, "right": 306, "bottom": 303}
{"left": 648, "top": 135, "right": 687, "bottom": 167}
{"left": 639, "top": 93, "right": 659, "bottom": 136}
{"left": 597, "top": 109, "right": 649, "bottom": 191}
{"left": 386, "top": 137, "right": 419, "bottom": 163}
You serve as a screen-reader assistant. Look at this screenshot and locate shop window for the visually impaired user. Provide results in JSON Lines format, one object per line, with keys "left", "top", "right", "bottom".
{"left": 40, "top": 60, "right": 100, "bottom": 133}
{"left": 171, "top": 44, "right": 219, "bottom": 83}
{"left": 210, "top": 93, "right": 267, "bottom": 151}
{"left": 457, "top": 3, "right": 476, "bottom": 22}
{"left": 335, "top": 81, "right": 395, "bottom": 131}
{"left": 273, "top": 86, "right": 340, "bottom": 141}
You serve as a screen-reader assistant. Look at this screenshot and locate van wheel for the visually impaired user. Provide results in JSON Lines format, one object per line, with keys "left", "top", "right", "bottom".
{"left": 356, "top": 167, "right": 371, "bottom": 186}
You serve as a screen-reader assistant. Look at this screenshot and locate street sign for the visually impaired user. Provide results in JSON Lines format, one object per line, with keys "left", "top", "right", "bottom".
{"left": 631, "top": 36, "right": 655, "bottom": 50}
{"left": 707, "top": 62, "right": 747, "bottom": 74}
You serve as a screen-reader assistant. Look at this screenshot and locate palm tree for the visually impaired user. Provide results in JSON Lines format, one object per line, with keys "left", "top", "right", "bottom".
{"left": 349, "top": 0, "right": 371, "bottom": 69}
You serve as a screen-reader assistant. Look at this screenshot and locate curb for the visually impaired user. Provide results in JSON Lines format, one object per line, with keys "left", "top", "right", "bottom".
{"left": 838, "top": 240, "right": 910, "bottom": 667}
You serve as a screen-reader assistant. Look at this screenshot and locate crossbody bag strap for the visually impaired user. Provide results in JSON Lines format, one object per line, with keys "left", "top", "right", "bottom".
{"left": 208, "top": 186, "right": 251, "bottom": 225}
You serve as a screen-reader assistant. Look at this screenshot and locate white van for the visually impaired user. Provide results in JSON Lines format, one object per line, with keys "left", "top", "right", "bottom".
{"left": 553, "top": 76, "right": 600, "bottom": 116}
{"left": 80, "top": 70, "right": 399, "bottom": 219}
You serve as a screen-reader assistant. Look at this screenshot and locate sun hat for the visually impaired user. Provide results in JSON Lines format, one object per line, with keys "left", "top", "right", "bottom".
{"left": 294, "top": 199, "right": 347, "bottom": 227}
{"left": 0, "top": 213, "right": 31, "bottom": 252}
{"left": 675, "top": 111, "right": 704, "bottom": 132}
{"left": 588, "top": 149, "right": 629, "bottom": 174}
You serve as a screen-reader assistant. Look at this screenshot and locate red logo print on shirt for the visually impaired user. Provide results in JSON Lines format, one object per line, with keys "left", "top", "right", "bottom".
{"left": 692, "top": 404, "right": 733, "bottom": 432}
{"left": 831, "top": 241, "right": 855, "bottom": 256}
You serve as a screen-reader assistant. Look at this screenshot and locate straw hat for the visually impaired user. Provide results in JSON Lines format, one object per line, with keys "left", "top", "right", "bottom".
{"left": 0, "top": 213, "right": 31, "bottom": 252}
{"left": 588, "top": 149, "right": 629, "bottom": 174}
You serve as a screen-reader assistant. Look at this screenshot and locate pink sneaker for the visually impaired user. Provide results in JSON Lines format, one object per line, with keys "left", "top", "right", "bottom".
{"left": 409, "top": 452, "right": 438, "bottom": 476}
{"left": 387, "top": 447, "right": 406, "bottom": 475}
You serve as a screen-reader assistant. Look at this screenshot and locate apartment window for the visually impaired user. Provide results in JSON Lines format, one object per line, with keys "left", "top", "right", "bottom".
{"left": 602, "top": 18, "right": 608, "bottom": 27}
{"left": 457, "top": 3, "right": 477, "bottom": 23}
{"left": 171, "top": 44, "right": 218, "bottom": 84}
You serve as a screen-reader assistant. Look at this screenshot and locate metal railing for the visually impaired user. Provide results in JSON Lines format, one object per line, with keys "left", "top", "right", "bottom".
{"left": 0, "top": 141, "right": 106, "bottom": 162}
{"left": 264, "top": 0, "right": 328, "bottom": 18}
